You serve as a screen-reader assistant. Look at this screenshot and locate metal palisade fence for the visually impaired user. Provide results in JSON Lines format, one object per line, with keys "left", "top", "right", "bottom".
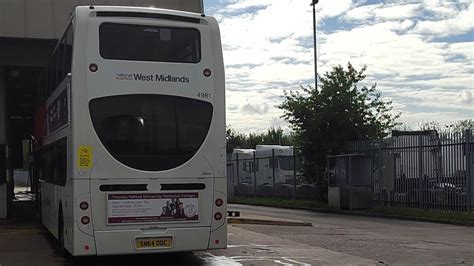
{"left": 348, "top": 130, "right": 473, "bottom": 212}
{"left": 226, "top": 146, "right": 321, "bottom": 200}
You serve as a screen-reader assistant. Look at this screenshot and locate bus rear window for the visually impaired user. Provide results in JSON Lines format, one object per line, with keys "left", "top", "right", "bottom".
{"left": 99, "top": 23, "right": 201, "bottom": 63}
{"left": 89, "top": 94, "right": 212, "bottom": 171}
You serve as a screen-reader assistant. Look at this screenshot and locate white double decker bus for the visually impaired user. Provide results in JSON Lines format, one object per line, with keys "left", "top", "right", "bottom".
{"left": 35, "top": 6, "right": 226, "bottom": 256}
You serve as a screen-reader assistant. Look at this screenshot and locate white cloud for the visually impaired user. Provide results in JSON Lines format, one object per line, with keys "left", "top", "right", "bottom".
{"left": 401, "top": 111, "right": 469, "bottom": 129}
{"left": 241, "top": 102, "right": 270, "bottom": 114}
{"left": 423, "top": 1, "right": 460, "bottom": 19}
{"left": 374, "top": 3, "right": 422, "bottom": 20}
{"left": 206, "top": 0, "right": 473, "bottom": 134}
{"left": 389, "top": 88, "right": 473, "bottom": 110}
{"left": 344, "top": 3, "right": 421, "bottom": 22}
{"left": 412, "top": 3, "right": 474, "bottom": 37}
{"left": 460, "top": 90, "right": 473, "bottom": 106}
{"left": 314, "top": 0, "right": 354, "bottom": 19}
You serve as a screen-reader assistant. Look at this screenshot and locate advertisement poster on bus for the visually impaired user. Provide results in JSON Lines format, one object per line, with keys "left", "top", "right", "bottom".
{"left": 107, "top": 193, "right": 199, "bottom": 225}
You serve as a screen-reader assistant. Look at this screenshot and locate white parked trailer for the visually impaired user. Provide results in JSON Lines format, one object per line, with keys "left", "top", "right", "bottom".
{"left": 255, "top": 145, "right": 294, "bottom": 186}
{"left": 229, "top": 149, "right": 256, "bottom": 184}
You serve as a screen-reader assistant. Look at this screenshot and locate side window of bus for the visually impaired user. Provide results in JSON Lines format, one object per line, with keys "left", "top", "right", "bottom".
{"left": 40, "top": 138, "right": 67, "bottom": 187}
{"left": 46, "top": 22, "right": 73, "bottom": 98}
{"left": 56, "top": 138, "right": 67, "bottom": 186}
{"left": 65, "top": 24, "right": 73, "bottom": 74}
{"left": 47, "top": 59, "right": 54, "bottom": 96}
{"left": 56, "top": 37, "right": 65, "bottom": 89}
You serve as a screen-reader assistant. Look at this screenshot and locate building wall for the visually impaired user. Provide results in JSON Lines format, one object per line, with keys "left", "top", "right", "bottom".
{"left": 0, "top": 38, "right": 56, "bottom": 67}
{"left": 0, "top": 68, "right": 7, "bottom": 219}
{"left": 0, "top": 0, "right": 204, "bottom": 39}
{"left": 0, "top": 68, "right": 4, "bottom": 145}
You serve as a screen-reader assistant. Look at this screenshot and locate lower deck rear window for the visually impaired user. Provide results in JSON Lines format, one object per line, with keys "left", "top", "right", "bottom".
{"left": 89, "top": 94, "right": 212, "bottom": 171}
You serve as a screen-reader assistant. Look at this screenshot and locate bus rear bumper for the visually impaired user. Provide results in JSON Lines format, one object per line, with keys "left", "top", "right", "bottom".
{"left": 93, "top": 227, "right": 211, "bottom": 255}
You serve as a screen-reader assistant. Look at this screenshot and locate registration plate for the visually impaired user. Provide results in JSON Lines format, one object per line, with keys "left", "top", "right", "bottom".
{"left": 135, "top": 237, "right": 173, "bottom": 250}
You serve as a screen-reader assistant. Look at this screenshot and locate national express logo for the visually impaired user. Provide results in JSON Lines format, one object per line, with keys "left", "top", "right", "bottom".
{"left": 115, "top": 73, "right": 190, "bottom": 83}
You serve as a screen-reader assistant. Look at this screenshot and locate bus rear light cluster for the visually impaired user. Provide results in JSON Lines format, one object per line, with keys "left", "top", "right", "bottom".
{"left": 89, "top": 63, "right": 98, "bottom": 72}
{"left": 79, "top": 201, "right": 89, "bottom": 210}
{"left": 215, "top": 198, "right": 223, "bottom": 207}
{"left": 214, "top": 239, "right": 220, "bottom": 245}
{"left": 81, "top": 216, "right": 90, "bottom": 225}
{"left": 203, "top": 68, "right": 211, "bottom": 77}
{"left": 214, "top": 212, "right": 222, "bottom": 221}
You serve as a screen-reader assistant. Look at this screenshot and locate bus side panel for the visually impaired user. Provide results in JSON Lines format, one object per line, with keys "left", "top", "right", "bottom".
{"left": 71, "top": 221, "right": 97, "bottom": 256}
{"left": 62, "top": 134, "right": 75, "bottom": 253}
{"left": 67, "top": 179, "right": 97, "bottom": 256}
{"left": 209, "top": 16, "right": 226, "bottom": 178}
{"left": 207, "top": 16, "right": 227, "bottom": 250}
{"left": 40, "top": 182, "right": 59, "bottom": 238}
{"left": 208, "top": 177, "right": 227, "bottom": 249}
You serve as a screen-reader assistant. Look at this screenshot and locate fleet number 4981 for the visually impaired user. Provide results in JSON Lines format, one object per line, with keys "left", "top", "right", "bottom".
{"left": 197, "top": 92, "right": 211, "bottom": 99}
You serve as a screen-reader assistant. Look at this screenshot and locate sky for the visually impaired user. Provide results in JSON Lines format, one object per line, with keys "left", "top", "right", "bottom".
{"left": 203, "top": 0, "right": 473, "bottom": 134}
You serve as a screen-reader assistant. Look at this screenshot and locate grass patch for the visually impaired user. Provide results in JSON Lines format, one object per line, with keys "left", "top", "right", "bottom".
{"left": 228, "top": 196, "right": 328, "bottom": 209}
{"left": 366, "top": 206, "right": 474, "bottom": 223}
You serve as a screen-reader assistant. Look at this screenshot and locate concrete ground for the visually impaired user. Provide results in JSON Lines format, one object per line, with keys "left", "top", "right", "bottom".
{"left": 228, "top": 204, "right": 474, "bottom": 265}
{"left": 0, "top": 202, "right": 473, "bottom": 265}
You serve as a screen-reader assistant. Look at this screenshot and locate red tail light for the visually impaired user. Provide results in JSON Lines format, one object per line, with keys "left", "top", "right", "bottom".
{"left": 89, "top": 63, "right": 98, "bottom": 72}
{"left": 81, "top": 216, "right": 90, "bottom": 225}
{"left": 214, "top": 212, "right": 222, "bottom": 220}
{"left": 203, "top": 68, "right": 211, "bottom": 77}
{"left": 79, "top": 201, "right": 89, "bottom": 210}
{"left": 215, "top": 198, "right": 223, "bottom": 207}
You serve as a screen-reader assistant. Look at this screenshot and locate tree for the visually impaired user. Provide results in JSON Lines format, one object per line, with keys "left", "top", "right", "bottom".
{"left": 278, "top": 63, "right": 400, "bottom": 187}
{"left": 417, "top": 120, "right": 441, "bottom": 132}
{"left": 254, "top": 127, "right": 295, "bottom": 146}
{"left": 416, "top": 119, "right": 473, "bottom": 134}
{"left": 445, "top": 119, "right": 473, "bottom": 134}
{"left": 226, "top": 126, "right": 247, "bottom": 154}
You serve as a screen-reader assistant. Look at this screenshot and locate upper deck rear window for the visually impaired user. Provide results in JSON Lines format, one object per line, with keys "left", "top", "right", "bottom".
{"left": 99, "top": 23, "right": 201, "bottom": 63}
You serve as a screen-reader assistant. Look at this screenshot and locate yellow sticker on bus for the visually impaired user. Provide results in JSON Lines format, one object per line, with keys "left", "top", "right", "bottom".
{"left": 78, "top": 146, "right": 93, "bottom": 168}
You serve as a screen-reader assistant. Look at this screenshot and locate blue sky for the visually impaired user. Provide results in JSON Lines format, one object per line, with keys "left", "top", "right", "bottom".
{"left": 204, "top": 0, "right": 473, "bottom": 133}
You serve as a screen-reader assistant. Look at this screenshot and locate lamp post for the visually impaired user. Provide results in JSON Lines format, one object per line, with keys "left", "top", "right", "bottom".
{"left": 310, "top": 0, "right": 319, "bottom": 90}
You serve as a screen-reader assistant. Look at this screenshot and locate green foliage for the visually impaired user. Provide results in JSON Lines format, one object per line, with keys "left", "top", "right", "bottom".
{"left": 226, "top": 126, "right": 248, "bottom": 154}
{"left": 278, "top": 63, "right": 400, "bottom": 184}
{"left": 445, "top": 119, "right": 473, "bottom": 133}
{"left": 368, "top": 207, "right": 474, "bottom": 223}
{"left": 226, "top": 126, "right": 295, "bottom": 154}
{"left": 417, "top": 120, "right": 441, "bottom": 132}
{"left": 416, "top": 119, "right": 473, "bottom": 134}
